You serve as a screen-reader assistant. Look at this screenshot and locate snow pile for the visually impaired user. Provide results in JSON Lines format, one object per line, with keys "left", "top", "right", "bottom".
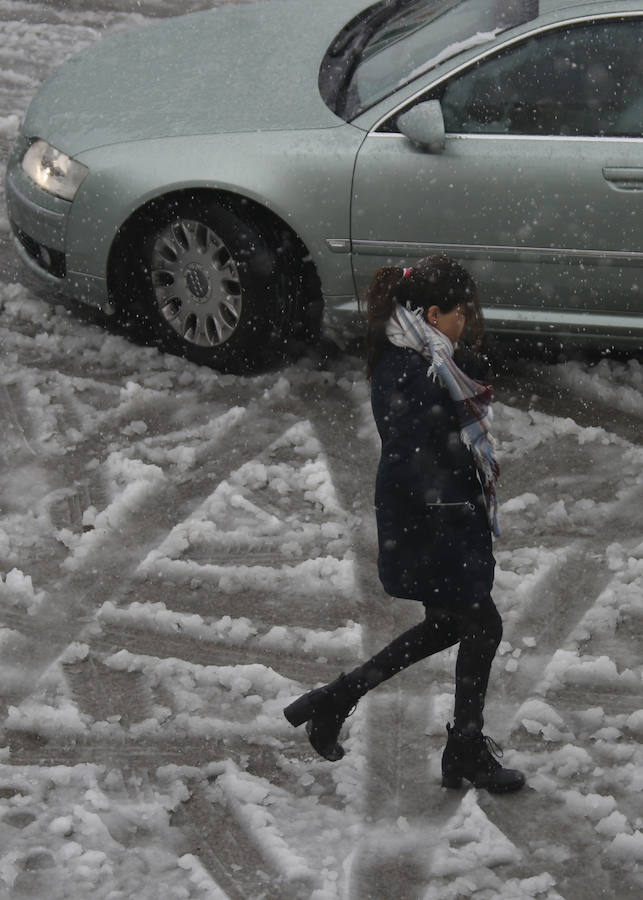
{"left": 555, "top": 357, "right": 643, "bottom": 417}
{"left": 59, "top": 453, "right": 166, "bottom": 571}
{"left": 0, "top": 763, "right": 210, "bottom": 899}
{"left": 0, "top": 568, "right": 44, "bottom": 613}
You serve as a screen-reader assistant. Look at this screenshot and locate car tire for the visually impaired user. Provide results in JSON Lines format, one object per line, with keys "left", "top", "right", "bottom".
{"left": 121, "top": 195, "right": 303, "bottom": 372}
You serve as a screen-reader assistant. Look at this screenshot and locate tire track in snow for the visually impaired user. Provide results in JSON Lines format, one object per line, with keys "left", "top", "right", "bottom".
{"left": 481, "top": 412, "right": 643, "bottom": 898}
{"left": 114, "top": 577, "right": 356, "bottom": 631}
{"left": 63, "top": 652, "right": 154, "bottom": 728}
{"left": 92, "top": 623, "right": 344, "bottom": 685}
{"left": 0, "top": 381, "right": 39, "bottom": 458}
{"left": 0, "top": 364, "right": 364, "bottom": 897}
{"left": 497, "top": 542, "right": 616, "bottom": 720}
{"left": 171, "top": 783, "right": 314, "bottom": 900}
{"left": 494, "top": 359, "right": 643, "bottom": 445}
{"left": 480, "top": 790, "right": 643, "bottom": 900}
{"left": 0, "top": 390, "right": 296, "bottom": 706}
{"left": 5, "top": 732, "right": 272, "bottom": 772}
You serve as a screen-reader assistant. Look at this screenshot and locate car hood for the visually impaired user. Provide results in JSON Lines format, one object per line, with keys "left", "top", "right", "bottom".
{"left": 23, "top": 0, "right": 370, "bottom": 155}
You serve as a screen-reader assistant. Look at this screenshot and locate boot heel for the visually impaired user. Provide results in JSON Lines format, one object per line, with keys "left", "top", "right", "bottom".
{"left": 441, "top": 773, "right": 463, "bottom": 789}
{"left": 283, "top": 694, "right": 315, "bottom": 727}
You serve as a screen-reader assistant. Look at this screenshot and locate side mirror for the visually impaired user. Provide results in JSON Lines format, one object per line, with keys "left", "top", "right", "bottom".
{"left": 397, "top": 100, "right": 446, "bottom": 152}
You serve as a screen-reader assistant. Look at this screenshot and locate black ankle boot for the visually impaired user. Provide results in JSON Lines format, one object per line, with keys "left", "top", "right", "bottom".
{"left": 283, "top": 674, "right": 357, "bottom": 761}
{"left": 441, "top": 723, "right": 525, "bottom": 793}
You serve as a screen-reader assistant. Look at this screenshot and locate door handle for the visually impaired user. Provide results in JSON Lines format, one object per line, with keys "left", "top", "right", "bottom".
{"left": 603, "top": 167, "right": 643, "bottom": 190}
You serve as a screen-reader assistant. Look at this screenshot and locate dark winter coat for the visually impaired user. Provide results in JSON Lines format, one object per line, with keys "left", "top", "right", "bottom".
{"left": 371, "top": 343, "right": 495, "bottom": 606}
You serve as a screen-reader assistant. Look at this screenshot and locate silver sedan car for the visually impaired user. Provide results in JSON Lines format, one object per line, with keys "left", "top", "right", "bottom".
{"left": 6, "top": 0, "right": 643, "bottom": 370}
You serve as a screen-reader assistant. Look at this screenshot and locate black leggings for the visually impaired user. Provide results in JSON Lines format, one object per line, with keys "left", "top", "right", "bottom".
{"left": 345, "top": 594, "right": 503, "bottom": 734}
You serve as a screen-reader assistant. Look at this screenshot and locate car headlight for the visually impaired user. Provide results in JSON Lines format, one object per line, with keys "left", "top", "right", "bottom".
{"left": 21, "top": 139, "right": 88, "bottom": 201}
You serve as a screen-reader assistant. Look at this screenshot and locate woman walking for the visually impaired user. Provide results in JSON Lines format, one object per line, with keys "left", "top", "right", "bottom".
{"left": 284, "top": 256, "right": 524, "bottom": 793}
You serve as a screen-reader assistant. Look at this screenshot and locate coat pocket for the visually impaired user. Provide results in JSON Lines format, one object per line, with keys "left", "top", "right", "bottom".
{"left": 423, "top": 501, "right": 486, "bottom": 544}
{"left": 424, "top": 500, "right": 477, "bottom": 524}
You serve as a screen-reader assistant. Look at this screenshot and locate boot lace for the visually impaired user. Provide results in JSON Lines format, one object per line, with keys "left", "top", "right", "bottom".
{"left": 482, "top": 734, "right": 504, "bottom": 766}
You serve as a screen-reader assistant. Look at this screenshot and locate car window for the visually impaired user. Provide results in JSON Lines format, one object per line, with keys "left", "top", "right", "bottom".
{"left": 439, "top": 19, "right": 643, "bottom": 138}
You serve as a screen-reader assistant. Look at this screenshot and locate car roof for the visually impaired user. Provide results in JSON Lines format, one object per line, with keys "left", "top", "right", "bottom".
{"left": 538, "top": 0, "right": 643, "bottom": 14}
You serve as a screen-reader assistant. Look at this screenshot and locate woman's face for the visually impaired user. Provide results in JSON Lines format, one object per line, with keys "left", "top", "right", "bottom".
{"left": 426, "top": 304, "right": 466, "bottom": 344}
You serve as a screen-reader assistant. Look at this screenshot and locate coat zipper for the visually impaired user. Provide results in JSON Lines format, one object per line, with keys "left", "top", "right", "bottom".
{"left": 426, "top": 501, "right": 476, "bottom": 511}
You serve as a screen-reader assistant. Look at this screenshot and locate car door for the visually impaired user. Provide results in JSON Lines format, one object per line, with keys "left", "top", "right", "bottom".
{"left": 350, "top": 15, "right": 643, "bottom": 340}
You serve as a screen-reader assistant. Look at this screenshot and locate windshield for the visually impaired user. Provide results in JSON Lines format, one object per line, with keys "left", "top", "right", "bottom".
{"left": 320, "top": 0, "right": 539, "bottom": 120}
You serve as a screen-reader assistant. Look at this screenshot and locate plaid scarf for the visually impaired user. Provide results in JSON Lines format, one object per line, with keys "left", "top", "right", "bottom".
{"left": 386, "top": 303, "right": 500, "bottom": 536}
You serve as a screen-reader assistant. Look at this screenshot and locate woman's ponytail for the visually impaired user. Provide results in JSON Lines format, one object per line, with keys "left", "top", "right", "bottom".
{"left": 363, "top": 266, "right": 404, "bottom": 378}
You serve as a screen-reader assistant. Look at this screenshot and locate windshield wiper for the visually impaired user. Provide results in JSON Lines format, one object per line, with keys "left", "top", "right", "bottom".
{"left": 329, "top": 0, "right": 405, "bottom": 58}
{"left": 320, "top": 0, "right": 407, "bottom": 118}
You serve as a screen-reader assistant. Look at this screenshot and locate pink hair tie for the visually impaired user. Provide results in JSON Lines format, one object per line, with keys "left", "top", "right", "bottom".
{"left": 402, "top": 267, "right": 413, "bottom": 279}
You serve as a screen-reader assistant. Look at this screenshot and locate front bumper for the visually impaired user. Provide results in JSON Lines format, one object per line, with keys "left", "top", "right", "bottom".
{"left": 5, "top": 139, "right": 109, "bottom": 310}
{"left": 6, "top": 139, "right": 69, "bottom": 274}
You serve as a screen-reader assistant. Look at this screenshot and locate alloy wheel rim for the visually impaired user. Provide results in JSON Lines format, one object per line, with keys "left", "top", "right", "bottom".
{"left": 150, "top": 218, "right": 242, "bottom": 348}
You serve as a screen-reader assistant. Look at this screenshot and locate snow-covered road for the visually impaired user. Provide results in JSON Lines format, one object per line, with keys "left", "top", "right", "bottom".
{"left": 1, "top": 3, "right": 643, "bottom": 899}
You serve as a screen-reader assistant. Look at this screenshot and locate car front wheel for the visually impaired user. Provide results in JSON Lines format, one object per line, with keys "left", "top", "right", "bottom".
{"left": 119, "top": 195, "right": 295, "bottom": 372}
